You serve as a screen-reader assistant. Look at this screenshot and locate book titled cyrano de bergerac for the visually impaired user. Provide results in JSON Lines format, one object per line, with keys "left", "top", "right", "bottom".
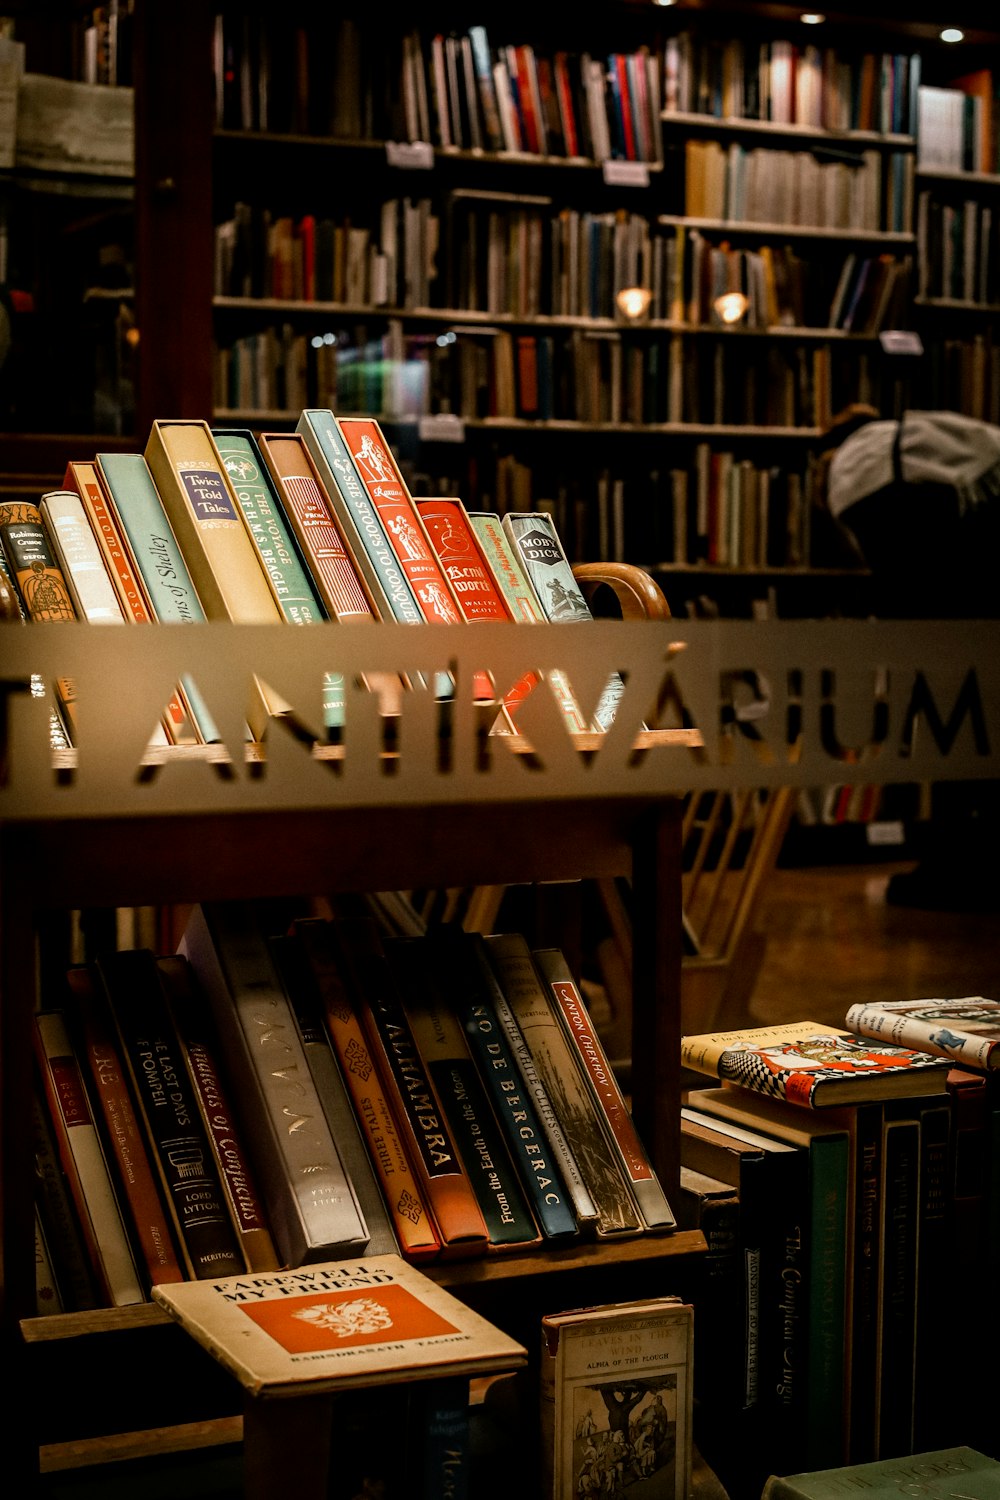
{"left": 152, "top": 1255, "right": 527, "bottom": 1397}
{"left": 680, "top": 1020, "right": 949, "bottom": 1107}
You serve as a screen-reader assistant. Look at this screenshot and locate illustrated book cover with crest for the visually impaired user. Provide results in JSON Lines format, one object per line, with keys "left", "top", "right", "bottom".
{"left": 151, "top": 1254, "right": 527, "bottom": 1397}
{"left": 540, "top": 1296, "right": 694, "bottom": 1500}
{"left": 844, "top": 995, "right": 1000, "bottom": 1072}
{"left": 680, "top": 1020, "right": 949, "bottom": 1108}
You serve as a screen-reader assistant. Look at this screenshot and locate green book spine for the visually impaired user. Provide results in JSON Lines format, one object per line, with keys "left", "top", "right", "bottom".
{"left": 800, "top": 1132, "right": 850, "bottom": 1471}
{"left": 295, "top": 408, "right": 423, "bottom": 624}
{"left": 422, "top": 926, "right": 579, "bottom": 1244}
{"left": 96, "top": 452, "right": 220, "bottom": 744}
{"left": 213, "top": 428, "right": 344, "bottom": 732}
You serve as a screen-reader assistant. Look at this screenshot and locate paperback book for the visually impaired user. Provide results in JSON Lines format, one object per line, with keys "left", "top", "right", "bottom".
{"left": 680, "top": 1021, "right": 950, "bottom": 1108}
{"left": 152, "top": 1254, "right": 527, "bottom": 1397}
{"left": 844, "top": 996, "right": 1000, "bottom": 1072}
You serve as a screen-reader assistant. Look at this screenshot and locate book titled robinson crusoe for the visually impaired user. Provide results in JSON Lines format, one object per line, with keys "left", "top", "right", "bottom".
{"left": 540, "top": 1297, "right": 694, "bottom": 1500}
{"left": 844, "top": 996, "right": 1000, "bottom": 1072}
{"left": 680, "top": 1021, "right": 950, "bottom": 1108}
{"left": 152, "top": 1254, "right": 527, "bottom": 1398}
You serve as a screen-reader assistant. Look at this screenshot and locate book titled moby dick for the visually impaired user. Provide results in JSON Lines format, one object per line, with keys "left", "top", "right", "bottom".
{"left": 152, "top": 1254, "right": 527, "bottom": 1397}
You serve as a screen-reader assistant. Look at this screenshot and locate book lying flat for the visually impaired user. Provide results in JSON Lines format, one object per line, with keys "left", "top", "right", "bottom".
{"left": 761, "top": 1447, "right": 1000, "bottom": 1500}
{"left": 680, "top": 1020, "right": 949, "bottom": 1108}
{"left": 845, "top": 995, "right": 1000, "bottom": 1072}
{"left": 152, "top": 1254, "right": 527, "bottom": 1397}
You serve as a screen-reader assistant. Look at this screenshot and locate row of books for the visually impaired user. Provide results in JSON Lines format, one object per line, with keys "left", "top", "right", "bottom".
{"left": 33, "top": 901, "right": 676, "bottom": 1313}
{"left": 916, "top": 76, "right": 1000, "bottom": 176}
{"left": 683, "top": 140, "right": 913, "bottom": 236}
{"left": 0, "top": 404, "right": 648, "bottom": 748}
{"left": 216, "top": 194, "right": 915, "bottom": 336}
{"left": 216, "top": 326, "right": 854, "bottom": 433}
{"left": 663, "top": 32, "right": 920, "bottom": 136}
{"left": 678, "top": 1009, "right": 1000, "bottom": 1496}
{"left": 916, "top": 191, "right": 1000, "bottom": 308}
{"left": 914, "top": 334, "right": 1000, "bottom": 429}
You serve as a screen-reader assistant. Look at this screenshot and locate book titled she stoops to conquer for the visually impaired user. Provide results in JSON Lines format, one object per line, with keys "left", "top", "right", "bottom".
{"left": 152, "top": 1255, "right": 527, "bottom": 1397}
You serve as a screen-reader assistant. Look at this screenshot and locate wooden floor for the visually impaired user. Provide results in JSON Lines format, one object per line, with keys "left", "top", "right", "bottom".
{"left": 744, "top": 860, "right": 1000, "bottom": 1030}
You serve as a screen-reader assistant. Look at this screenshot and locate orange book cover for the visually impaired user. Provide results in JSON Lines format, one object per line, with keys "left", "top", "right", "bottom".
{"left": 152, "top": 1253, "right": 526, "bottom": 1396}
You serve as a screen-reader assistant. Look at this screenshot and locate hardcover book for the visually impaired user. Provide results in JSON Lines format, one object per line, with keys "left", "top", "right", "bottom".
{"left": 761, "top": 1447, "right": 1000, "bottom": 1500}
{"left": 533, "top": 946, "right": 676, "bottom": 1232}
{"left": 31, "top": 1086, "right": 100, "bottom": 1311}
{"left": 844, "top": 995, "right": 1000, "bottom": 1072}
{"left": 680, "top": 1021, "right": 950, "bottom": 1107}
{"left": 540, "top": 1297, "right": 694, "bottom": 1500}
{"left": 0, "top": 498, "right": 79, "bottom": 738}
{"left": 94, "top": 948, "right": 246, "bottom": 1282}
{"left": 484, "top": 932, "right": 643, "bottom": 1239}
{"left": 38, "top": 489, "right": 124, "bottom": 624}
{"left": 179, "top": 902, "right": 371, "bottom": 1267}
{"left": 152, "top": 1254, "right": 527, "bottom": 1397}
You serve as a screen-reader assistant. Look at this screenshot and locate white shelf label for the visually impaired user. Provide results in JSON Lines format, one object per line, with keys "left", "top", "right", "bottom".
{"left": 879, "top": 330, "right": 923, "bottom": 357}
{"left": 385, "top": 140, "right": 434, "bottom": 170}
{"left": 418, "top": 413, "right": 465, "bottom": 443}
{"left": 866, "top": 820, "right": 906, "bottom": 846}
{"left": 602, "top": 159, "right": 650, "bottom": 188}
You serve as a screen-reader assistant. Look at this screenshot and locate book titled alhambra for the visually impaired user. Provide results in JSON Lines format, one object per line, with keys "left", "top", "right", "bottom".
{"left": 680, "top": 1020, "right": 950, "bottom": 1108}
{"left": 152, "top": 1255, "right": 527, "bottom": 1397}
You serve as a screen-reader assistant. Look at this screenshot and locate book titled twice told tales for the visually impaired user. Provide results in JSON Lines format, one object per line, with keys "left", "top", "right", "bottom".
{"left": 540, "top": 1297, "right": 693, "bottom": 1500}
{"left": 152, "top": 1254, "right": 527, "bottom": 1398}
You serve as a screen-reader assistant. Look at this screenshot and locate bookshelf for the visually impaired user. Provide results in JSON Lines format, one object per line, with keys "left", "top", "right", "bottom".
{"left": 0, "top": 616, "right": 705, "bottom": 1493}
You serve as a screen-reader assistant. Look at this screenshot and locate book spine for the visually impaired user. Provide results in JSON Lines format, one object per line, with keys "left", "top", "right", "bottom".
{"left": 291, "top": 916, "right": 441, "bottom": 1262}
{"left": 847, "top": 1103, "right": 884, "bottom": 1465}
{"left": 329, "top": 915, "right": 490, "bottom": 1257}
{"left": 66, "top": 965, "right": 186, "bottom": 1289}
{"left": 34, "top": 1011, "right": 145, "bottom": 1307}
{"left": 425, "top": 926, "right": 580, "bottom": 1243}
{"left": 38, "top": 490, "right": 124, "bottom": 624}
{"left": 296, "top": 408, "right": 423, "bottom": 624}
{"left": 96, "top": 948, "right": 246, "bottom": 1281}
{"left": 0, "top": 499, "right": 79, "bottom": 738}
{"left": 334, "top": 416, "right": 465, "bottom": 626}
{"left": 413, "top": 1376, "right": 471, "bottom": 1500}
{"left": 267, "top": 932, "right": 401, "bottom": 1259}
{"left": 156, "top": 953, "right": 282, "bottom": 1273}
{"left": 31, "top": 1088, "right": 100, "bottom": 1311}
{"left": 483, "top": 932, "right": 643, "bottom": 1238}
{"left": 179, "top": 902, "right": 371, "bottom": 1266}
{"left": 34, "top": 1206, "right": 64, "bottom": 1314}
{"left": 383, "top": 934, "right": 542, "bottom": 1253}
{"left": 532, "top": 947, "right": 675, "bottom": 1230}
{"left": 875, "top": 1113, "right": 920, "bottom": 1459}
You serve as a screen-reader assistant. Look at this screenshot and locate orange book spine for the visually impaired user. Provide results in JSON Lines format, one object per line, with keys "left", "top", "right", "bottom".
{"left": 66, "top": 967, "right": 186, "bottom": 1289}
{"left": 292, "top": 917, "right": 442, "bottom": 1264}
{"left": 328, "top": 914, "right": 490, "bottom": 1260}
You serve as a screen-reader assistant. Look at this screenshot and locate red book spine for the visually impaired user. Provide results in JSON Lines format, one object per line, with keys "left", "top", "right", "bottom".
{"left": 615, "top": 54, "right": 637, "bottom": 160}
{"left": 554, "top": 52, "right": 580, "bottom": 158}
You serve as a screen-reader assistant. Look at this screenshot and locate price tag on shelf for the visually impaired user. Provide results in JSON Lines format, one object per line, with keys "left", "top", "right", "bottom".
{"left": 879, "top": 330, "right": 923, "bottom": 357}
{"left": 602, "top": 160, "right": 650, "bottom": 188}
{"left": 418, "top": 413, "right": 466, "bottom": 443}
{"left": 866, "top": 820, "right": 906, "bottom": 847}
{"left": 385, "top": 140, "right": 434, "bottom": 170}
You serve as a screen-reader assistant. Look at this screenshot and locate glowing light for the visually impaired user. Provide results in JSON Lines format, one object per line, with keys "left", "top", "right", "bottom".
{"left": 940, "top": 27, "right": 964, "bottom": 42}
{"left": 800, "top": 13, "right": 825, "bottom": 23}
{"left": 616, "top": 286, "right": 653, "bottom": 319}
{"left": 714, "top": 291, "right": 749, "bottom": 325}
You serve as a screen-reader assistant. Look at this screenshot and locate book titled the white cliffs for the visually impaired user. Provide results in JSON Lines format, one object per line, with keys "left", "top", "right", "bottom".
{"left": 152, "top": 1255, "right": 527, "bottom": 1397}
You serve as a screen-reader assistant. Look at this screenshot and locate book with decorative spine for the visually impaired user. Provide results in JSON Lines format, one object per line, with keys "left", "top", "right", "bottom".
{"left": 37, "top": 489, "right": 125, "bottom": 624}
{"left": 212, "top": 427, "right": 343, "bottom": 738}
{"left": 501, "top": 511, "right": 627, "bottom": 730}
{"left": 291, "top": 915, "right": 442, "bottom": 1264}
{"left": 0, "top": 544, "right": 71, "bottom": 752}
{"left": 844, "top": 996, "right": 1000, "bottom": 1072}
{"left": 680, "top": 1021, "right": 950, "bottom": 1108}
{"left": 156, "top": 953, "right": 281, "bottom": 1274}
{"left": 95, "top": 450, "right": 221, "bottom": 745}
{"left": 94, "top": 947, "right": 246, "bottom": 1281}
{"left": 328, "top": 912, "right": 491, "bottom": 1259}
{"left": 179, "top": 901, "right": 371, "bottom": 1267}
{"left": 540, "top": 1297, "right": 694, "bottom": 1500}
{"left": 63, "top": 458, "right": 196, "bottom": 745}
{"left": 533, "top": 946, "right": 676, "bottom": 1232}
{"left": 142, "top": 418, "right": 291, "bottom": 740}
{"left": 65, "top": 963, "right": 186, "bottom": 1290}
{"left": 0, "top": 498, "right": 79, "bottom": 739}
{"left": 34, "top": 1010, "right": 145, "bottom": 1307}
{"left": 424, "top": 924, "right": 580, "bottom": 1244}
{"left": 152, "top": 1253, "right": 527, "bottom": 1398}
{"left": 382, "top": 933, "right": 542, "bottom": 1253}
{"left": 484, "top": 932, "right": 644, "bottom": 1239}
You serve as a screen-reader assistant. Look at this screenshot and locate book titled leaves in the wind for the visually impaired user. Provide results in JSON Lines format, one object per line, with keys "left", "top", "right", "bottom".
{"left": 844, "top": 995, "right": 1000, "bottom": 1072}
{"left": 152, "top": 1254, "right": 527, "bottom": 1397}
{"left": 680, "top": 1020, "right": 949, "bottom": 1108}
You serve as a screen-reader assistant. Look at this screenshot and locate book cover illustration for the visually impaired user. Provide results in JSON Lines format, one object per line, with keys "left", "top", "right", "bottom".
{"left": 152, "top": 1254, "right": 527, "bottom": 1397}
{"left": 680, "top": 1021, "right": 949, "bottom": 1108}
{"left": 845, "top": 995, "right": 1000, "bottom": 1072}
{"left": 540, "top": 1298, "right": 693, "bottom": 1500}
